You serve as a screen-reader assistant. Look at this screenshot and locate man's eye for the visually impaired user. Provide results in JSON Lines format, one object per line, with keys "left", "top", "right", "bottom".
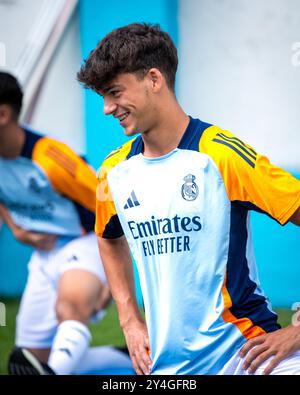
{"left": 111, "top": 91, "right": 120, "bottom": 97}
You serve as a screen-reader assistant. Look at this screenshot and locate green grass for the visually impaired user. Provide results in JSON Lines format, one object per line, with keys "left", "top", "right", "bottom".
{"left": 0, "top": 298, "right": 294, "bottom": 375}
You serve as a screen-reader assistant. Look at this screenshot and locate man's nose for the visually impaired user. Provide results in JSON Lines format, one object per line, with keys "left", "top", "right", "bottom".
{"left": 103, "top": 97, "right": 117, "bottom": 115}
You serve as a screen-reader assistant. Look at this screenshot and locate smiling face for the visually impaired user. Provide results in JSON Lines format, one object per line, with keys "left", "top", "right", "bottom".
{"left": 100, "top": 71, "right": 160, "bottom": 137}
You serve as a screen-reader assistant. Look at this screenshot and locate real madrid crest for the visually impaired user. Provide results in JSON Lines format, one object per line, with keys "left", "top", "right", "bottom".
{"left": 181, "top": 174, "right": 199, "bottom": 201}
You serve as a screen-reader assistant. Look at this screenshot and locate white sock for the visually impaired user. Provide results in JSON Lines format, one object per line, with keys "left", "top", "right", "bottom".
{"left": 73, "top": 346, "right": 135, "bottom": 375}
{"left": 48, "top": 320, "right": 91, "bottom": 375}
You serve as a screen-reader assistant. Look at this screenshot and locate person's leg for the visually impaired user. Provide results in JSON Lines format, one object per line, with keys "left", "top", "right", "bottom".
{"left": 48, "top": 268, "right": 109, "bottom": 375}
{"left": 46, "top": 232, "right": 113, "bottom": 375}
{"left": 9, "top": 234, "right": 113, "bottom": 376}
{"left": 11, "top": 233, "right": 129, "bottom": 375}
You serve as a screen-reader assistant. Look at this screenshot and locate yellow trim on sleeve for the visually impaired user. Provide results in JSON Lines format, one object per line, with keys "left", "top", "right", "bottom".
{"left": 95, "top": 138, "right": 137, "bottom": 237}
{"left": 200, "top": 126, "right": 300, "bottom": 225}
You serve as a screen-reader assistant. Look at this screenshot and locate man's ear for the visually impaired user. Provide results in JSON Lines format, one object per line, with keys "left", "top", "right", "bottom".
{"left": 0, "top": 104, "right": 14, "bottom": 126}
{"left": 147, "top": 68, "right": 163, "bottom": 92}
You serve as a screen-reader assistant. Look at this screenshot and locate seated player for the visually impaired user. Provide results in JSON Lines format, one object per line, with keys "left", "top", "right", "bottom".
{"left": 0, "top": 71, "right": 133, "bottom": 375}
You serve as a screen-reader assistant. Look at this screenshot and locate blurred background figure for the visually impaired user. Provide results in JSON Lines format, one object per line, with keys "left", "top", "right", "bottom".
{"left": 0, "top": 71, "right": 133, "bottom": 375}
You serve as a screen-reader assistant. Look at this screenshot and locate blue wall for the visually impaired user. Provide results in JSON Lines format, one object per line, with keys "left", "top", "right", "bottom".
{"left": 0, "top": 226, "right": 32, "bottom": 296}
{"left": 251, "top": 203, "right": 300, "bottom": 307}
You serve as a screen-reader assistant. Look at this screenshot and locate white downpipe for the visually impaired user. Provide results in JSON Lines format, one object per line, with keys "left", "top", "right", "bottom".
{"left": 13, "top": 0, "right": 65, "bottom": 85}
{"left": 13, "top": 0, "right": 78, "bottom": 123}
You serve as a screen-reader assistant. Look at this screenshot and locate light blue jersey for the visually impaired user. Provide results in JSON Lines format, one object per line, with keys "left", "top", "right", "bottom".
{"left": 96, "top": 117, "right": 300, "bottom": 374}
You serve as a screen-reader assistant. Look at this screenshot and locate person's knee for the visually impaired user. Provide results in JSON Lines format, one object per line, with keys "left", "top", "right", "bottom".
{"left": 56, "top": 270, "right": 110, "bottom": 324}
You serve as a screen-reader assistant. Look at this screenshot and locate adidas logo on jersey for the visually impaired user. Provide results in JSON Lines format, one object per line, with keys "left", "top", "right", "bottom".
{"left": 124, "top": 190, "right": 140, "bottom": 209}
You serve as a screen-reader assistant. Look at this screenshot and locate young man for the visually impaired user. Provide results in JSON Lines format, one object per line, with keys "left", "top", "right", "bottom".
{"left": 0, "top": 72, "right": 133, "bottom": 375}
{"left": 77, "top": 23, "right": 300, "bottom": 375}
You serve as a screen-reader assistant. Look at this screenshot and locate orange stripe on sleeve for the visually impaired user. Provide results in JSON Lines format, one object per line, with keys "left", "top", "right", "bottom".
{"left": 95, "top": 138, "right": 137, "bottom": 237}
{"left": 32, "top": 137, "right": 97, "bottom": 212}
{"left": 221, "top": 274, "right": 265, "bottom": 340}
{"left": 95, "top": 165, "right": 118, "bottom": 237}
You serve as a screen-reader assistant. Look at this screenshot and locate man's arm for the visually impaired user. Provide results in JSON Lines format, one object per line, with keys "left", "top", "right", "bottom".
{"left": 290, "top": 206, "right": 300, "bottom": 226}
{"left": 0, "top": 204, "right": 56, "bottom": 251}
{"left": 32, "top": 138, "right": 98, "bottom": 212}
{"left": 98, "top": 235, "right": 152, "bottom": 375}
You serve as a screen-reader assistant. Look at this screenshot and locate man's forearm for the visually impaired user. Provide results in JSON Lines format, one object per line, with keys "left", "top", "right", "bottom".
{"left": 98, "top": 235, "right": 152, "bottom": 375}
{"left": 98, "top": 236, "right": 143, "bottom": 328}
{"left": 0, "top": 204, "right": 15, "bottom": 230}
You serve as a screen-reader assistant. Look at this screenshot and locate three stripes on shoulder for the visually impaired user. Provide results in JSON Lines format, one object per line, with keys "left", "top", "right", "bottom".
{"left": 212, "top": 132, "right": 257, "bottom": 168}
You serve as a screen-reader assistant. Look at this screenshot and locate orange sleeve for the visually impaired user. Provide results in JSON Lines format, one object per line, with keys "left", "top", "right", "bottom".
{"left": 32, "top": 137, "right": 97, "bottom": 212}
{"left": 95, "top": 139, "right": 136, "bottom": 238}
{"left": 95, "top": 164, "right": 120, "bottom": 237}
{"left": 200, "top": 126, "right": 300, "bottom": 225}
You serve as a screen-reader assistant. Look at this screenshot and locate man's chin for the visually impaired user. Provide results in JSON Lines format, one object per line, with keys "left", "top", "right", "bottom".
{"left": 123, "top": 127, "right": 140, "bottom": 137}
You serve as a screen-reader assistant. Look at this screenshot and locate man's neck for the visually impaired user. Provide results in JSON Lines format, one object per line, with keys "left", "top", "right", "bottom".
{"left": 142, "top": 98, "right": 189, "bottom": 158}
{"left": 0, "top": 123, "right": 25, "bottom": 158}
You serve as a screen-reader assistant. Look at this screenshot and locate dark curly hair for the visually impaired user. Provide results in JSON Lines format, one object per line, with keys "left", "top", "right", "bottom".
{"left": 77, "top": 23, "right": 178, "bottom": 92}
{"left": 0, "top": 71, "right": 23, "bottom": 119}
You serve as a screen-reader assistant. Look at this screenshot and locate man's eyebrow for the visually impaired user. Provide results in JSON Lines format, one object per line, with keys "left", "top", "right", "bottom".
{"left": 102, "top": 84, "right": 122, "bottom": 94}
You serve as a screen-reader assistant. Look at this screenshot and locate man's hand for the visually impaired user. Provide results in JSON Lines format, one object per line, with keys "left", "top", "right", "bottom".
{"left": 122, "top": 318, "right": 152, "bottom": 375}
{"left": 239, "top": 324, "right": 300, "bottom": 375}
{"left": 13, "top": 227, "right": 57, "bottom": 251}
{"left": 0, "top": 203, "right": 57, "bottom": 251}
